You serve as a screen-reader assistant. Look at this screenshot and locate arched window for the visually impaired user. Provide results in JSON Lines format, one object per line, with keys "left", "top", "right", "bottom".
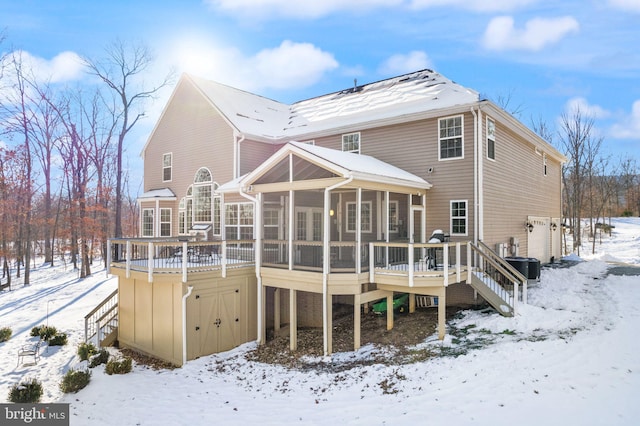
{"left": 193, "top": 168, "right": 212, "bottom": 222}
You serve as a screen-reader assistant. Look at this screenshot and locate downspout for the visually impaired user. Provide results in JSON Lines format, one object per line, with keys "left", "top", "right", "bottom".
{"left": 181, "top": 285, "right": 194, "bottom": 366}
{"left": 234, "top": 131, "right": 246, "bottom": 179}
{"left": 322, "top": 176, "right": 354, "bottom": 356}
{"left": 471, "top": 107, "right": 478, "bottom": 244}
{"left": 477, "top": 106, "right": 484, "bottom": 242}
{"left": 239, "top": 187, "right": 262, "bottom": 344}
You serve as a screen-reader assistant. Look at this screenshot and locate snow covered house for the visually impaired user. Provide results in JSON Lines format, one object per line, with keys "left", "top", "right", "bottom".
{"left": 103, "top": 70, "right": 566, "bottom": 366}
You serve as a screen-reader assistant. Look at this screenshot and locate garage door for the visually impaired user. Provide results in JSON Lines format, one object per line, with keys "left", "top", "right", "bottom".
{"left": 527, "top": 216, "right": 550, "bottom": 262}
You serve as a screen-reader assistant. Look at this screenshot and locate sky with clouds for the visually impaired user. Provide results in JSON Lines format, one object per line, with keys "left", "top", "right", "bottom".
{"left": 1, "top": 0, "right": 639, "bottom": 172}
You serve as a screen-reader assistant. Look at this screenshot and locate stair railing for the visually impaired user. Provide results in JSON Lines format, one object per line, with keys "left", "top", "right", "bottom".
{"left": 85, "top": 289, "right": 118, "bottom": 345}
{"left": 470, "top": 242, "right": 527, "bottom": 315}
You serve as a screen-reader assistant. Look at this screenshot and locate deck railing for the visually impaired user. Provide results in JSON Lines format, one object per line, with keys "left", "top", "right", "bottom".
{"left": 369, "top": 241, "right": 472, "bottom": 286}
{"left": 107, "top": 238, "right": 255, "bottom": 282}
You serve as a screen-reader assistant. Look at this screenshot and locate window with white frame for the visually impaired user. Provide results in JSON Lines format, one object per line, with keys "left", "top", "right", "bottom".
{"left": 162, "top": 153, "right": 172, "bottom": 182}
{"left": 142, "top": 209, "right": 154, "bottom": 237}
{"left": 160, "top": 208, "right": 172, "bottom": 237}
{"left": 213, "top": 196, "right": 221, "bottom": 235}
{"left": 388, "top": 201, "right": 399, "bottom": 233}
{"left": 487, "top": 118, "right": 496, "bottom": 160}
{"left": 346, "top": 201, "right": 371, "bottom": 233}
{"left": 450, "top": 200, "right": 468, "bottom": 236}
{"left": 178, "top": 198, "right": 186, "bottom": 234}
{"left": 439, "top": 116, "right": 463, "bottom": 160}
{"left": 264, "top": 208, "right": 280, "bottom": 240}
{"left": 225, "top": 203, "right": 254, "bottom": 240}
{"left": 193, "top": 168, "right": 212, "bottom": 222}
{"left": 342, "top": 132, "right": 360, "bottom": 153}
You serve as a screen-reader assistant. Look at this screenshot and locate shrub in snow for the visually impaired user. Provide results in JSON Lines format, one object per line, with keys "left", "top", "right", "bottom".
{"left": 77, "top": 342, "right": 97, "bottom": 361}
{"left": 89, "top": 349, "right": 110, "bottom": 368}
{"left": 0, "top": 326, "right": 11, "bottom": 342}
{"left": 105, "top": 357, "right": 132, "bottom": 375}
{"left": 48, "top": 332, "right": 68, "bottom": 346}
{"left": 32, "top": 325, "right": 58, "bottom": 341}
{"left": 8, "top": 378, "right": 43, "bottom": 403}
{"left": 60, "top": 369, "right": 91, "bottom": 393}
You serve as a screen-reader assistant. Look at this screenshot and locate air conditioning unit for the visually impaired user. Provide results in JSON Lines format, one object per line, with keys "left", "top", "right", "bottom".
{"left": 495, "top": 243, "right": 507, "bottom": 258}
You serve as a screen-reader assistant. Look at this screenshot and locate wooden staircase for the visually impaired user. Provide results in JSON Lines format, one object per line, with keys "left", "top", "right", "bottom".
{"left": 85, "top": 289, "right": 118, "bottom": 347}
{"left": 469, "top": 242, "right": 527, "bottom": 317}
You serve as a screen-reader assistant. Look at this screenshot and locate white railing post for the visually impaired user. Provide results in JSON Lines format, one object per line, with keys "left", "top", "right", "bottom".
{"left": 455, "top": 242, "right": 461, "bottom": 282}
{"left": 125, "top": 241, "right": 132, "bottom": 279}
{"left": 182, "top": 241, "right": 188, "bottom": 283}
{"left": 222, "top": 240, "right": 227, "bottom": 278}
{"left": 408, "top": 243, "right": 414, "bottom": 287}
{"left": 513, "top": 280, "right": 519, "bottom": 315}
{"left": 467, "top": 242, "right": 473, "bottom": 283}
{"left": 443, "top": 243, "right": 449, "bottom": 286}
{"left": 148, "top": 241, "right": 154, "bottom": 283}
{"left": 106, "top": 239, "right": 112, "bottom": 276}
{"left": 369, "top": 242, "right": 375, "bottom": 282}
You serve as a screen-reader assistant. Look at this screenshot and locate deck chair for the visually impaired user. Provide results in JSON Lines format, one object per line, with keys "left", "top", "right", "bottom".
{"left": 17, "top": 339, "right": 42, "bottom": 366}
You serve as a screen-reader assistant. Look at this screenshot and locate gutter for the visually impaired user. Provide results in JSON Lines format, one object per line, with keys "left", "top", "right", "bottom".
{"left": 182, "top": 285, "right": 194, "bottom": 366}
{"left": 471, "top": 107, "right": 479, "bottom": 245}
{"left": 234, "top": 131, "right": 246, "bottom": 179}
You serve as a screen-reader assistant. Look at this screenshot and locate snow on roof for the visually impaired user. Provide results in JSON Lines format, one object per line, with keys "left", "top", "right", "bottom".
{"left": 188, "top": 70, "right": 479, "bottom": 142}
{"left": 138, "top": 188, "right": 176, "bottom": 200}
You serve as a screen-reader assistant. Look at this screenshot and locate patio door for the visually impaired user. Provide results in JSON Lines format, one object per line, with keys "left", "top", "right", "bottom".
{"left": 410, "top": 206, "right": 425, "bottom": 243}
{"left": 295, "top": 208, "right": 323, "bottom": 241}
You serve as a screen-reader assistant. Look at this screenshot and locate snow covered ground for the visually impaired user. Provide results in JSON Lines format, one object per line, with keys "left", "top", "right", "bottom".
{"left": 1, "top": 218, "right": 639, "bottom": 425}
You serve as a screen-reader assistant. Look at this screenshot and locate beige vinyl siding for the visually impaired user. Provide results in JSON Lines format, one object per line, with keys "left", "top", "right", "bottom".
{"left": 239, "top": 140, "right": 281, "bottom": 175}
{"left": 481, "top": 116, "right": 562, "bottom": 256}
{"left": 143, "top": 78, "right": 236, "bottom": 234}
{"left": 310, "top": 112, "right": 476, "bottom": 241}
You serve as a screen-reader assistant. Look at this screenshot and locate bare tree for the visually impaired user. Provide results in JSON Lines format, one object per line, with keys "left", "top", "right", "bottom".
{"left": 83, "top": 39, "right": 173, "bottom": 238}
{"left": 559, "top": 106, "right": 598, "bottom": 256}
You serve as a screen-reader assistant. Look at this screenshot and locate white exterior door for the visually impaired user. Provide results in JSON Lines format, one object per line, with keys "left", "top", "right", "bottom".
{"left": 527, "top": 216, "right": 550, "bottom": 262}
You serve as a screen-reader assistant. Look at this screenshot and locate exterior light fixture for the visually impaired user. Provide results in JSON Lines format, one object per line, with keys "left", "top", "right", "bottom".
{"left": 551, "top": 222, "right": 557, "bottom": 231}
{"left": 526, "top": 222, "right": 534, "bottom": 233}
{"left": 329, "top": 209, "right": 335, "bottom": 217}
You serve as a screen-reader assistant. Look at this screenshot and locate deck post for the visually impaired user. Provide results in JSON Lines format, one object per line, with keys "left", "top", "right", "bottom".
{"left": 437, "top": 288, "right": 446, "bottom": 340}
{"left": 274, "top": 288, "right": 281, "bottom": 333}
{"left": 386, "top": 294, "right": 393, "bottom": 330}
{"left": 354, "top": 294, "right": 361, "bottom": 350}
{"left": 290, "top": 289, "right": 297, "bottom": 351}
{"left": 409, "top": 292, "right": 416, "bottom": 313}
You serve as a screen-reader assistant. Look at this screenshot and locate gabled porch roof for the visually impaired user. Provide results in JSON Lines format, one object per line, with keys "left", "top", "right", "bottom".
{"left": 219, "top": 141, "right": 431, "bottom": 195}
{"left": 138, "top": 188, "right": 177, "bottom": 202}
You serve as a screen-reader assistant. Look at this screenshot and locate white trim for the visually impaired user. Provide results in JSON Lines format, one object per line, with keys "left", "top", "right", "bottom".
{"left": 345, "top": 201, "right": 372, "bottom": 233}
{"left": 450, "top": 199, "right": 469, "bottom": 237}
{"left": 341, "top": 132, "right": 361, "bottom": 154}
{"left": 159, "top": 207, "right": 172, "bottom": 237}
{"left": 141, "top": 208, "right": 154, "bottom": 237}
{"left": 486, "top": 117, "right": 496, "bottom": 161}
{"left": 162, "top": 152, "right": 173, "bottom": 182}
{"left": 438, "top": 114, "right": 464, "bottom": 161}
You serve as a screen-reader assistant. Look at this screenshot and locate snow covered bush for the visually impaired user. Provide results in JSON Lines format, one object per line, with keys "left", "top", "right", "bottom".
{"left": 105, "top": 357, "right": 132, "bottom": 375}
{"left": 48, "top": 332, "right": 68, "bottom": 346}
{"left": 77, "top": 342, "right": 97, "bottom": 361}
{"left": 31, "top": 325, "right": 58, "bottom": 341}
{"left": 0, "top": 326, "right": 11, "bottom": 342}
{"left": 60, "top": 369, "right": 91, "bottom": 393}
{"left": 8, "top": 378, "right": 43, "bottom": 403}
{"left": 89, "top": 349, "right": 110, "bottom": 368}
